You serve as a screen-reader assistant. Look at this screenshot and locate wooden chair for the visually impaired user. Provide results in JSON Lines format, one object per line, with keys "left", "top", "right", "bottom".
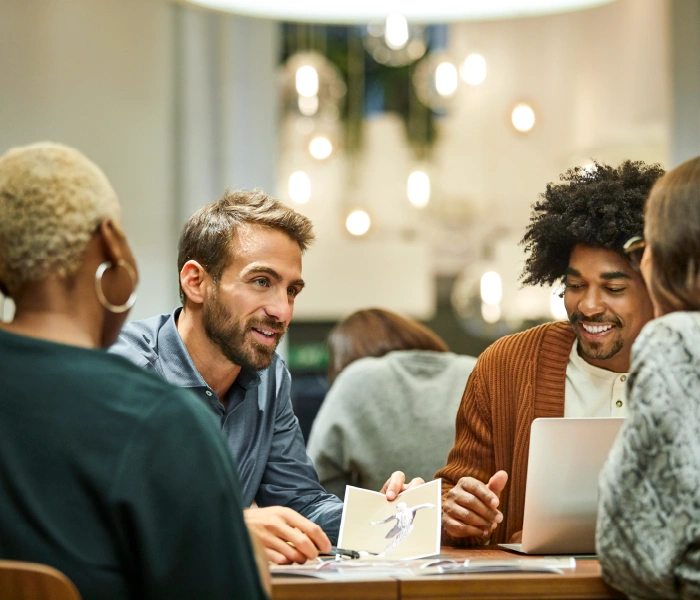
{"left": 0, "top": 561, "right": 81, "bottom": 600}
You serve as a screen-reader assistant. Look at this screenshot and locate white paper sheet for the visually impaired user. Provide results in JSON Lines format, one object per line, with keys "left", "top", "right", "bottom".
{"left": 337, "top": 479, "right": 442, "bottom": 560}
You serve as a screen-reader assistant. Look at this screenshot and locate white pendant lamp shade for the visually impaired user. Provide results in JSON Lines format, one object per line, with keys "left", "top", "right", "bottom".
{"left": 185, "top": 0, "right": 616, "bottom": 24}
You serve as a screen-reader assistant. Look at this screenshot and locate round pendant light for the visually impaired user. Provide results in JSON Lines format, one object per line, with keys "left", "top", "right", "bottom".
{"left": 185, "top": 0, "right": 616, "bottom": 24}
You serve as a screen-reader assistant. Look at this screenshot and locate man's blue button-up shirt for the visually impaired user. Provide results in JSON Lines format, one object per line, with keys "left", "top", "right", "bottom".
{"left": 110, "top": 308, "right": 343, "bottom": 542}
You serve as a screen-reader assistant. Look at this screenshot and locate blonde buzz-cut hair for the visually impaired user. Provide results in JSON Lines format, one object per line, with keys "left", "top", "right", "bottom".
{"left": 0, "top": 142, "right": 121, "bottom": 297}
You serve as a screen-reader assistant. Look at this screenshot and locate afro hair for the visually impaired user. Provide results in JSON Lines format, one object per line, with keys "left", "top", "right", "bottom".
{"left": 521, "top": 160, "right": 665, "bottom": 287}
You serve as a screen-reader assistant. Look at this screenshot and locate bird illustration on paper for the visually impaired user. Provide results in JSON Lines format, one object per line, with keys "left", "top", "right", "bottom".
{"left": 370, "top": 502, "right": 436, "bottom": 556}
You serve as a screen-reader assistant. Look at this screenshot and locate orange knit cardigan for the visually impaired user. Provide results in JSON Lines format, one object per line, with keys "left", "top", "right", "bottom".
{"left": 436, "top": 321, "right": 576, "bottom": 546}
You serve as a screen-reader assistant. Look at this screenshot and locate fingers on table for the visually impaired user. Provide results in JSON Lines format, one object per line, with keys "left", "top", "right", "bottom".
{"left": 249, "top": 507, "right": 331, "bottom": 562}
{"left": 261, "top": 528, "right": 310, "bottom": 564}
{"left": 442, "top": 478, "right": 504, "bottom": 539}
{"left": 442, "top": 512, "right": 492, "bottom": 539}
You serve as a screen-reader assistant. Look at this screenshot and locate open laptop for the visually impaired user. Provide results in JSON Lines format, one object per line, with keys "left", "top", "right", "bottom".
{"left": 499, "top": 417, "right": 624, "bottom": 555}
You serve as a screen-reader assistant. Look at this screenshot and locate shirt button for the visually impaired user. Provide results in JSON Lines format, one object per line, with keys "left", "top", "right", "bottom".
{"left": 205, "top": 390, "right": 213, "bottom": 397}
{"left": 616, "top": 400, "right": 623, "bottom": 408}
{"left": 620, "top": 375, "right": 627, "bottom": 382}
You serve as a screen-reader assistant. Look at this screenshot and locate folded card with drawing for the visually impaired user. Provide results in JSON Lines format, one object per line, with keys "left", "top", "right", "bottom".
{"left": 337, "top": 479, "right": 442, "bottom": 560}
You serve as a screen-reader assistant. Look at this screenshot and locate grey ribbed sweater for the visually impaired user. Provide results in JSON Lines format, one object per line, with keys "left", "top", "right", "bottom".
{"left": 307, "top": 350, "right": 477, "bottom": 499}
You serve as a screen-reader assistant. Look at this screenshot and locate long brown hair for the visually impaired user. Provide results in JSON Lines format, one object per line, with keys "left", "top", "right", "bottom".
{"left": 327, "top": 308, "right": 449, "bottom": 383}
{"left": 645, "top": 156, "right": 700, "bottom": 314}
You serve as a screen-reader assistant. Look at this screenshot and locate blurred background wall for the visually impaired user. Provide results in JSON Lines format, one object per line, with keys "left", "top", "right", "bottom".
{"left": 1, "top": 0, "right": 699, "bottom": 353}
{"left": 0, "top": 0, "right": 176, "bottom": 319}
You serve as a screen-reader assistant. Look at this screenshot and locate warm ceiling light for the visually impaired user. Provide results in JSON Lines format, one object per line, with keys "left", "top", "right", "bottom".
{"left": 297, "top": 95, "right": 318, "bottom": 116}
{"left": 185, "top": 1, "right": 616, "bottom": 24}
{"left": 288, "top": 171, "right": 311, "bottom": 204}
{"left": 346, "top": 210, "right": 371, "bottom": 236}
{"left": 480, "top": 271, "right": 503, "bottom": 305}
{"left": 296, "top": 65, "right": 319, "bottom": 98}
{"left": 511, "top": 103, "right": 536, "bottom": 133}
{"left": 309, "top": 136, "right": 333, "bottom": 160}
{"left": 384, "top": 14, "right": 409, "bottom": 49}
{"left": 435, "top": 61, "right": 458, "bottom": 97}
{"left": 481, "top": 302, "right": 502, "bottom": 324}
{"left": 460, "top": 54, "right": 487, "bottom": 86}
{"left": 407, "top": 171, "right": 430, "bottom": 207}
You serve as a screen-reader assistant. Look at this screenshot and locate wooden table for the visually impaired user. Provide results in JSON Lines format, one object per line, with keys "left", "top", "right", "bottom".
{"left": 272, "top": 547, "right": 625, "bottom": 600}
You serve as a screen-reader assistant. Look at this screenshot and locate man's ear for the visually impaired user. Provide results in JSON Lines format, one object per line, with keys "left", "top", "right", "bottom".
{"left": 180, "top": 260, "right": 210, "bottom": 306}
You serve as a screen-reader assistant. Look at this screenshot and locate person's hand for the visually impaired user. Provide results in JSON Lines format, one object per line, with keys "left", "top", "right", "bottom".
{"left": 380, "top": 471, "right": 425, "bottom": 501}
{"left": 244, "top": 506, "right": 331, "bottom": 564}
{"left": 442, "top": 470, "right": 508, "bottom": 540}
{"left": 509, "top": 530, "right": 522, "bottom": 543}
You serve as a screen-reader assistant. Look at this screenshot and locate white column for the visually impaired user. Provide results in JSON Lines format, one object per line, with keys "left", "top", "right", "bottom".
{"left": 221, "top": 17, "right": 281, "bottom": 194}
{"left": 671, "top": 0, "right": 700, "bottom": 166}
{"left": 173, "top": 6, "right": 280, "bottom": 221}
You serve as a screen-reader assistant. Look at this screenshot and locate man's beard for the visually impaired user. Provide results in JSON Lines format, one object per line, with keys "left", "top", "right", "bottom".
{"left": 568, "top": 311, "right": 623, "bottom": 362}
{"left": 202, "top": 290, "right": 286, "bottom": 371}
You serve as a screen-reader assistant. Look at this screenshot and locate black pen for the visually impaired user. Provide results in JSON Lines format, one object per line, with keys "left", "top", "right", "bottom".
{"left": 328, "top": 546, "right": 360, "bottom": 559}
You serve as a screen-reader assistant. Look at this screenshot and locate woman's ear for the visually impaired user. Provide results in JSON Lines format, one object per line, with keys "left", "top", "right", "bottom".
{"left": 97, "top": 219, "right": 125, "bottom": 264}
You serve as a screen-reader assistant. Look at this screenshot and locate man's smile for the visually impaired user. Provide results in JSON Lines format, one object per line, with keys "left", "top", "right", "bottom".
{"left": 576, "top": 321, "right": 617, "bottom": 342}
{"left": 250, "top": 324, "right": 284, "bottom": 347}
{"left": 581, "top": 322, "right": 614, "bottom": 334}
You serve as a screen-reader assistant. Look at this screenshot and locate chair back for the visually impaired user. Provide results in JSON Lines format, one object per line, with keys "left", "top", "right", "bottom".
{"left": 0, "top": 561, "right": 81, "bottom": 600}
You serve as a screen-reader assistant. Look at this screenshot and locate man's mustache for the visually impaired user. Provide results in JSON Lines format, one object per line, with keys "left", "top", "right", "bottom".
{"left": 246, "top": 318, "right": 287, "bottom": 336}
{"left": 569, "top": 312, "right": 622, "bottom": 327}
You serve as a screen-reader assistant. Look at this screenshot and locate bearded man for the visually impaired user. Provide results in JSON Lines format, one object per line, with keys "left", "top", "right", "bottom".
{"left": 436, "top": 160, "right": 665, "bottom": 547}
{"left": 111, "top": 190, "right": 418, "bottom": 564}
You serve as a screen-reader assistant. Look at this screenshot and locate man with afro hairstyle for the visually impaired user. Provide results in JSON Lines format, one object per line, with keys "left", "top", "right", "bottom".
{"left": 436, "top": 160, "right": 664, "bottom": 547}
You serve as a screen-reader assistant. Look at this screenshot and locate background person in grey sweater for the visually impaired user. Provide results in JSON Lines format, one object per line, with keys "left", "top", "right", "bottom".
{"left": 597, "top": 155, "right": 700, "bottom": 599}
{"left": 307, "top": 308, "right": 476, "bottom": 499}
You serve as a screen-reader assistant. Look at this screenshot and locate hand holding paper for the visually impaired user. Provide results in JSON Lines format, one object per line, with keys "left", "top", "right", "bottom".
{"left": 338, "top": 479, "right": 442, "bottom": 560}
{"left": 380, "top": 471, "right": 425, "bottom": 500}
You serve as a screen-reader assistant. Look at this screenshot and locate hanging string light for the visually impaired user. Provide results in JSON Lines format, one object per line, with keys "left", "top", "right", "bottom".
{"left": 460, "top": 53, "right": 487, "bottom": 86}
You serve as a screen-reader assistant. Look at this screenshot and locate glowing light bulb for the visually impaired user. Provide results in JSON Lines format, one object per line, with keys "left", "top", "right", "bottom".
{"left": 288, "top": 171, "right": 311, "bottom": 204}
{"left": 481, "top": 302, "right": 502, "bottom": 324}
{"left": 480, "top": 271, "right": 502, "bottom": 305}
{"left": 309, "top": 136, "right": 333, "bottom": 160}
{"left": 384, "top": 14, "right": 409, "bottom": 50}
{"left": 460, "top": 53, "right": 486, "bottom": 86}
{"left": 511, "top": 103, "right": 536, "bottom": 133}
{"left": 346, "top": 210, "right": 371, "bottom": 236}
{"left": 407, "top": 171, "right": 430, "bottom": 207}
{"left": 435, "top": 61, "right": 458, "bottom": 97}
{"left": 296, "top": 65, "right": 319, "bottom": 97}
{"left": 297, "top": 95, "right": 318, "bottom": 116}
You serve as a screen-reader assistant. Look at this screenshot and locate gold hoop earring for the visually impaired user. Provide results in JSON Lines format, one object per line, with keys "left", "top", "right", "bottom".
{"left": 95, "top": 259, "right": 138, "bottom": 314}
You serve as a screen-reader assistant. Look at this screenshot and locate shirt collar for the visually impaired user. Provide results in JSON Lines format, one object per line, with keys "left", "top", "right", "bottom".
{"left": 236, "top": 365, "right": 262, "bottom": 390}
{"left": 157, "top": 307, "right": 262, "bottom": 391}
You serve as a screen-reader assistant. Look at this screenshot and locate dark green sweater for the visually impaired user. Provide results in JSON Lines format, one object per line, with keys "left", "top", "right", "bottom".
{"left": 0, "top": 327, "right": 267, "bottom": 600}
